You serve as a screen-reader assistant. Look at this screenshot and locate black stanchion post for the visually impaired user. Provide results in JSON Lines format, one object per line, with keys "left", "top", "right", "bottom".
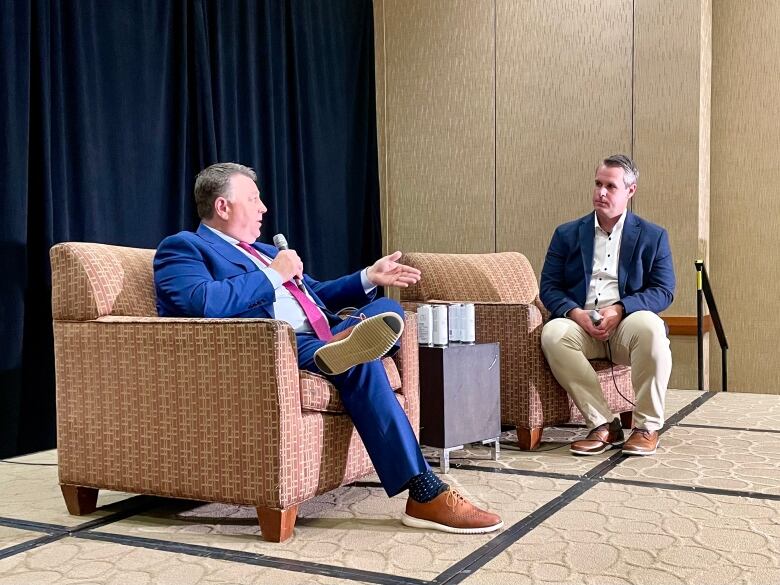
{"left": 695, "top": 260, "right": 704, "bottom": 391}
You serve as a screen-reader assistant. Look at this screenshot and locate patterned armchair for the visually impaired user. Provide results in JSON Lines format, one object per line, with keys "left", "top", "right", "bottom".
{"left": 50, "top": 242, "right": 419, "bottom": 542}
{"left": 400, "top": 252, "right": 633, "bottom": 450}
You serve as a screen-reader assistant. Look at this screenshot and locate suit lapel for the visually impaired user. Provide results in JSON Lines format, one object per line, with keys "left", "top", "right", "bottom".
{"left": 579, "top": 215, "right": 595, "bottom": 301}
{"left": 196, "top": 223, "right": 257, "bottom": 272}
{"left": 618, "top": 212, "right": 641, "bottom": 294}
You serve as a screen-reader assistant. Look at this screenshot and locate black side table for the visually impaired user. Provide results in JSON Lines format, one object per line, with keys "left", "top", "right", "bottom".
{"left": 418, "top": 342, "right": 501, "bottom": 473}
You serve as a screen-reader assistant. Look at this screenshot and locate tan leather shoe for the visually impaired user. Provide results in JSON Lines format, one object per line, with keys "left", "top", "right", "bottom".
{"left": 402, "top": 489, "right": 503, "bottom": 534}
{"left": 622, "top": 428, "right": 659, "bottom": 455}
{"left": 570, "top": 418, "right": 625, "bottom": 455}
{"left": 314, "top": 312, "right": 403, "bottom": 375}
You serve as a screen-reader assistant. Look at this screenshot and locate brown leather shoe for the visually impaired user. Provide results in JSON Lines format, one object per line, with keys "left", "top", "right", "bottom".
{"left": 402, "top": 489, "right": 503, "bottom": 534}
{"left": 314, "top": 312, "right": 403, "bottom": 375}
{"left": 622, "top": 428, "right": 659, "bottom": 455}
{"left": 570, "top": 418, "right": 624, "bottom": 455}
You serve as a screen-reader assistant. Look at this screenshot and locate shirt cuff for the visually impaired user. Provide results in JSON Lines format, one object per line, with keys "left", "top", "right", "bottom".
{"left": 261, "top": 266, "right": 284, "bottom": 289}
{"left": 361, "top": 268, "right": 376, "bottom": 294}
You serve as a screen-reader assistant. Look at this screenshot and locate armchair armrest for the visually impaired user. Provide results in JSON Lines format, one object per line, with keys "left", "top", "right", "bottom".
{"left": 392, "top": 312, "right": 420, "bottom": 436}
{"left": 53, "top": 315, "right": 306, "bottom": 508}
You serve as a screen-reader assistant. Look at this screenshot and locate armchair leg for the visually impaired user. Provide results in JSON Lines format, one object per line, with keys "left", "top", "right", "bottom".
{"left": 61, "top": 485, "right": 99, "bottom": 515}
{"left": 620, "top": 411, "right": 633, "bottom": 429}
{"left": 517, "top": 427, "right": 543, "bottom": 450}
{"left": 257, "top": 505, "right": 298, "bottom": 542}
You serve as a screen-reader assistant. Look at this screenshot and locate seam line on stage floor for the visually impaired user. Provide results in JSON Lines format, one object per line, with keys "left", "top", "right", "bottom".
{"left": 73, "top": 531, "right": 429, "bottom": 585}
{"left": 677, "top": 422, "right": 780, "bottom": 434}
{"left": 430, "top": 391, "right": 717, "bottom": 584}
{"left": 0, "top": 391, "right": 718, "bottom": 585}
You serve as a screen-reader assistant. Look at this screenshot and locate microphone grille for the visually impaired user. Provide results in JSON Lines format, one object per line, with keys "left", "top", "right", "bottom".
{"left": 273, "top": 234, "right": 288, "bottom": 250}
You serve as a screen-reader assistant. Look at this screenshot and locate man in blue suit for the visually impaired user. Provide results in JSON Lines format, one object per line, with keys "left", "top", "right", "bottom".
{"left": 540, "top": 155, "right": 675, "bottom": 457}
{"left": 154, "top": 162, "right": 502, "bottom": 534}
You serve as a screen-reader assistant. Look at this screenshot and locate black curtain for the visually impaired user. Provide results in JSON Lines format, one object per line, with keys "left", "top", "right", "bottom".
{"left": 0, "top": 0, "right": 381, "bottom": 458}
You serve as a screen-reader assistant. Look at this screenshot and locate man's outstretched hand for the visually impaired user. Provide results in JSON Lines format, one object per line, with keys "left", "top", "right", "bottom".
{"left": 366, "top": 251, "right": 422, "bottom": 288}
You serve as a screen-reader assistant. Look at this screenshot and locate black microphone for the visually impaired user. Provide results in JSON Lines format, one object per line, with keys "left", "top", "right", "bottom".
{"left": 272, "top": 233, "right": 305, "bottom": 291}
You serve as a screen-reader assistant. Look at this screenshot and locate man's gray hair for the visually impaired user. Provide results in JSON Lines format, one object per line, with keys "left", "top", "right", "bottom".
{"left": 600, "top": 154, "right": 638, "bottom": 188}
{"left": 194, "top": 162, "right": 258, "bottom": 219}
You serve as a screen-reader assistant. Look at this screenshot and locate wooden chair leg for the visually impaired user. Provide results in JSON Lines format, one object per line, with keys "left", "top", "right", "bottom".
{"left": 517, "top": 427, "right": 543, "bottom": 450}
{"left": 620, "top": 411, "right": 634, "bottom": 429}
{"left": 257, "top": 505, "right": 298, "bottom": 542}
{"left": 60, "top": 485, "right": 99, "bottom": 515}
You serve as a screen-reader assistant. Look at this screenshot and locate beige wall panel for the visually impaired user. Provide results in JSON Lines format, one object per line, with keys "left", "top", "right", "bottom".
{"left": 496, "top": 0, "right": 632, "bottom": 274}
{"left": 634, "top": 0, "right": 710, "bottom": 390}
{"left": 670, "top": 337, "right": 700, "bottom": 392}
{"left": 381, "top": 0, "right": 495, "bottom": 254}
{"left": 710, "top": 1, "right": 780, "bottom": 394}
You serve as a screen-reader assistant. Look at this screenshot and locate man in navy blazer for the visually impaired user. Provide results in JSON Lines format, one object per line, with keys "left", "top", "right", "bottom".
{"left": 540, "top": 154, "right": 675, "bottom": 457}
{"left": 154, "top": 162, "right": 502, "bottom": 534}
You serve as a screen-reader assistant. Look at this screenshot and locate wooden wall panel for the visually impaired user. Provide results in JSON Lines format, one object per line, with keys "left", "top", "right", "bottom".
{"left": 496, "top": 0, "right": 633, "bottom": 274}
{"left": 378, "top": 0, "right": 495, "bottom": 254}
{"left": 710, "top": 0, "right": 780, "bottom": 393}
{"left": 633, "top": 0, "right": 711, "bottom": 390}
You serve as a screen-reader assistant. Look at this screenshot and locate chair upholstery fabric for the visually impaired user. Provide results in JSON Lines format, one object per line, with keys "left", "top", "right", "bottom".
{"left": 400, "top": 252, "right": 634, "bottom": 437}
{"left": 50, "top": 242, "right": 419, "bottom": 513}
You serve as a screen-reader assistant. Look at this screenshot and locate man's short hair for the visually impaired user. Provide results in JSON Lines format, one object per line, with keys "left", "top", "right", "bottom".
{"left": 194, "top": 162, "right": 258, "bottom": 219}
{"left": 600, "top": 154, "right": 638, "bottom": 188}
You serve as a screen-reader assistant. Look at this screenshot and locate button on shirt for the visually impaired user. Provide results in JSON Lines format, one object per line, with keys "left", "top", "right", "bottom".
{"left": 585, "top": 210, "right": 626, "bottom": 311}
{"left": 203, "top": 224, "right": 375, "bottom": 333}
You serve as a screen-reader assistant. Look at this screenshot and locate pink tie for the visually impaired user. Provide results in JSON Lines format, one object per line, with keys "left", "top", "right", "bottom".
{"left": 237, "top": 242, "right": 333, "bottom": 341}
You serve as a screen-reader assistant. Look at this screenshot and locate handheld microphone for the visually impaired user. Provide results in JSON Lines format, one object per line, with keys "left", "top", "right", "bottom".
{"left": 588, "top": 310, "right": 603, "bottom": 326}
{"left": 272, "top": 233, "right": 305, "bottom": 291}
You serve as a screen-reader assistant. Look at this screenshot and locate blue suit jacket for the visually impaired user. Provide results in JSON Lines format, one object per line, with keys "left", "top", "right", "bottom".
{"left": 539, "top": 212, "right": 675, "bottom": 318}
{"left": 154, "top": 224, "right": 373, "bottom": 320}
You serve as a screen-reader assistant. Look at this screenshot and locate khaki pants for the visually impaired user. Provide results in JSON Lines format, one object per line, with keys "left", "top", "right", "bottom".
{"left": 541, "top": 311, "right": 672, "bottom": 432}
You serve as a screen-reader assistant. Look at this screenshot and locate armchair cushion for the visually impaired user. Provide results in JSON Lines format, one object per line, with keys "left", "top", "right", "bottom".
{"left": 299, "top": 358, "right": 402, "bottom": 413}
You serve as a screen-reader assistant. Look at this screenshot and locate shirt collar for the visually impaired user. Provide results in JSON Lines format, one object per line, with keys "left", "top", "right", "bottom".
{"left": 202, "top": 222, "right": 240, "bottom": 245}
{"left": 594, "top": 210, "right": 627, "bottom": 235}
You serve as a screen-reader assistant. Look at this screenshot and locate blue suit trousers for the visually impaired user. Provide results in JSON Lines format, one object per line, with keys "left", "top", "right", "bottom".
{"left": 295, "top": 297, "right": 430, "bottom": 497}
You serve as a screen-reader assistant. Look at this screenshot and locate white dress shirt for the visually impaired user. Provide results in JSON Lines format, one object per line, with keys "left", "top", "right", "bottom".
{"left": 203, "top": 224, "right": 375, "bottom": 333}
{"left": 584, "top": 210, "right": 627, "bottom": 311}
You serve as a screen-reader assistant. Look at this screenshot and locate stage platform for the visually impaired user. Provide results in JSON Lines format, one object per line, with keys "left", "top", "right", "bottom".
{"left": 1, "top": 389, "right": 779, "bottom": 584}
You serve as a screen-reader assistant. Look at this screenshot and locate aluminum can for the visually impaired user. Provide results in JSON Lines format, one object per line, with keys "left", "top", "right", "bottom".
{"left": 462, "top": 303, "right": 475, "bottom": 344}
{"left": 417, "top": 304, "right": 433, "bottom": 345}
{"left": 448, "top": 304, "right": 462, "bottom": 342}
{"left": 432, "top": 304, "right": 449, "bottom": 346}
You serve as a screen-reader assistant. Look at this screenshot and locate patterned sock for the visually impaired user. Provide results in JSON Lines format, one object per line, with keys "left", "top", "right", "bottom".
{"left": 407, "top": 469, "right": 448, "bottom": 503}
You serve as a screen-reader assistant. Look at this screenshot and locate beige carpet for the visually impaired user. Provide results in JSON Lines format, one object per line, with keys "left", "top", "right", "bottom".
{"left": 1, "top": 389, "right": 779, "bottom": 585}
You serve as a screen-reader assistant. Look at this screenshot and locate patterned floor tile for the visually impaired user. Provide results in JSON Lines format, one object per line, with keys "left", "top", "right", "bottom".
{"left": 679, "top": 391, "right": 780, "bottom": 430}
{"left": 423, "top": 390, "right": 706, "bottom": 477}
{"left": 0, "top": 450, "right": 135, "bottom": 527}
{"left": 0, "top": 537, "right": 363, "bottom": 585}
{"left": 93, "top": 470, "right": 575, "bottom": 581}
{"left": 606, "top": 426, "right": 780, "bottom": 495}
{"left": 465, "top": 482, "right": 780, "bottom": 585}
{"left": 0, "top": 526, "right": 47, "bottom": 554}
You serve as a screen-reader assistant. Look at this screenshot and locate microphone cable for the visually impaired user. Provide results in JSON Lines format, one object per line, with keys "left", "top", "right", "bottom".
{"left": 606, "top": 338, "right": 635, "bottom": 407}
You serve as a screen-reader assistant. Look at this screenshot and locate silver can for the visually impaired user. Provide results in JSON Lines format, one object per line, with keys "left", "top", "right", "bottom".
{"left": 462, "top": 303, "right": 475, "bottom": 344}
{"left": 448, "top": 304, "right": 462, "bottom": 343}
{"left": 417, "top": 304, "right": 433, "bottom": 345}
{"left": 431, "top": 304, "right": 449, "bottom": 346}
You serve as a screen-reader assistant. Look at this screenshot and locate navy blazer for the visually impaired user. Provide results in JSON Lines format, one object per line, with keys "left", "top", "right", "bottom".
{"left": 154, "top": 223, "right": 373, "bottom": 320}
{"left": 539, "top": 212, "right": 675, "bottom": 318}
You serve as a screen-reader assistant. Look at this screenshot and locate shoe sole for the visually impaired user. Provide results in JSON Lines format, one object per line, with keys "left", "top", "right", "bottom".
{"left": 401, "top": 513, "right": 504, "bottom": 534}
{"left": 314, "top": 312, "right": 404, "bottom": 376}
{"left": 570, "top": 439, "right": 625, "bottom": 456}
{"left": 622, "top": 444, "right": 659, "bottom": 456}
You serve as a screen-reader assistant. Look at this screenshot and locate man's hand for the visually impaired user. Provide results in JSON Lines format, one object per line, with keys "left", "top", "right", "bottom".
{"left": 269, "top": 249, "right": 303, "bottom": 283}
{"left": 569, "top": 304, "right": 623, "bottom": 341}
{"left": 366, "top": 251, "right": 422, "bottom": 288}
{"left": 568, "top": 308, "right": 604, "bottom": 339}
{"left": 597, "top": 304, "right": 624, "bottom": 338}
